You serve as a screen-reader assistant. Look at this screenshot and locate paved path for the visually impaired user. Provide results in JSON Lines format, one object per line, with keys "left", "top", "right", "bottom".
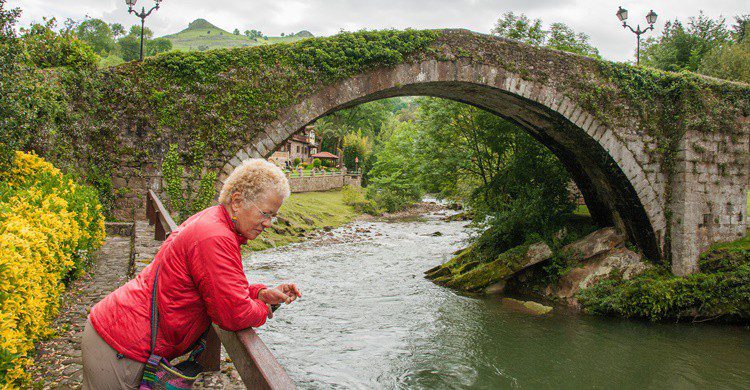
{"left": 31, "top": 223, "right": 245, "bottom": 388}
{"left": 30, "top": 235, "right": 132, "bottom": 388}
{"left": 133, "top": 221, "right": 160, "bottom": 275}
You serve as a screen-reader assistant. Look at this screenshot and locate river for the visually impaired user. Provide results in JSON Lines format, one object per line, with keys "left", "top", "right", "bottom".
{"left": 243, "top": 212, "right": 750, "bottom": 389}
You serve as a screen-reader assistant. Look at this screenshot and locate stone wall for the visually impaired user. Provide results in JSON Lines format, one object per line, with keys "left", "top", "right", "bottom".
{"left": 288, "top": 173, "right": 361, "bottom": 193}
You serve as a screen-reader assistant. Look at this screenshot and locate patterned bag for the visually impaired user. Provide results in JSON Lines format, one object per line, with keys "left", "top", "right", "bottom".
{"left": 140, "top": 264, "right": 209, "bottom": 390}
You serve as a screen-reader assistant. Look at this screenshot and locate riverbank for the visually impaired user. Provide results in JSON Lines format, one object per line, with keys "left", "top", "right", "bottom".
{"left": 243, "top": 190, "right": 360, "bottom": 252}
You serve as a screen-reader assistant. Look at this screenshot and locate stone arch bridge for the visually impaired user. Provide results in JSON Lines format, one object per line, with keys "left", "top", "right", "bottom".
{"left": 91, "top": 29, "right": 747, "bottom": 276}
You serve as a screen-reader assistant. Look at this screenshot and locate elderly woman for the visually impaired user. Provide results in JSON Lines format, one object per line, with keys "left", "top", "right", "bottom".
{"left": 81, "top": 159, "right": 301, "bottom": 389}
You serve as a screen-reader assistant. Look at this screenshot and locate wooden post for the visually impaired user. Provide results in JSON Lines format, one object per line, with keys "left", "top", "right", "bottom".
{"left": 197, "top": 326, "right": 221, "bottom": 372}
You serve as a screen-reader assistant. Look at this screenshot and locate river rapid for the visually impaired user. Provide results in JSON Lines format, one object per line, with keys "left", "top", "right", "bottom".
{"left": 242, "top": 212, "right": 750, "bottom": 389}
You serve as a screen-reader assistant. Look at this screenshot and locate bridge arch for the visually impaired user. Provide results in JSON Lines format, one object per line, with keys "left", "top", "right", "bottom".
{"left": 219, "top": 59, "right": 667, "bottom": 262}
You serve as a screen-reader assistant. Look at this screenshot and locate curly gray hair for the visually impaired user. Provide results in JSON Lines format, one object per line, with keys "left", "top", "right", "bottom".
{"left": 219, "top": 158, "right": 290, "bottom": 206}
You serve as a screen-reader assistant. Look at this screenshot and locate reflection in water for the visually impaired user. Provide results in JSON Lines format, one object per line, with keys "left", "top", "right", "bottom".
{"left": 243, "top": 214, "right": 750, "bottom": 389}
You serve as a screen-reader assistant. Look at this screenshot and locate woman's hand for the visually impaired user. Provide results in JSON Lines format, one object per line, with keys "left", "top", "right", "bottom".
{"left": 258, "top": 284, "right": 301, "bottom": 305}
{"left": 258, "top": 284, "right": 301, "bottom": 319}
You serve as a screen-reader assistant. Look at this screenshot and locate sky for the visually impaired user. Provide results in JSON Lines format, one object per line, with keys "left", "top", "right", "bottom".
{"left": 7, "top": 0, "right": 749, "bottom": 62}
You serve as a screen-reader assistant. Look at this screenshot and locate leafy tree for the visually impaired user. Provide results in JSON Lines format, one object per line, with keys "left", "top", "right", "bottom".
{"left": 412, "top": 98, "right": 509, "bottom": 202}
{"left": 641, "top": 12, "right": 730, "bottom": 72}
{"left": 117, "top": 34, "right": 140, "bottom": 61}
{"left": 118, "top": 25, "right": 169, "bottom": 61}
{"left": 75, "top": 18, "right": 114, "bottom": 55}
{"left": 315, "top": 98, "right": 404, "bottom": 154}
{"left": 342, "top": 130, "right": 371, "bottom": 171}
{"left": 492, "top": 12, "right": 545, "bottom": 45}
{"left": 20, "top": 18, "right": 98, "bottom": 69}
{"left": 492, "top": 12, "right": 599, "bottom": 58}
{"left": 697, "top": 15, "right": 750, "bottom": 83}
{"left": 699, "top": 38, "right": 750, "bottom": 83}
{"left": 730, "top": 15, "right": 749, "bottom": 42}
{"left": 0, "top": 0, "right": 22, "bottom": 167}
{"left": 366, "top": 121, "right": 423, "bottom": 212}
{"left": 244, "top": 29, "right": 262, "bottom": 39}
{"left": 110, "top": 23, "right": 125, "bottom": 39}
{"left": 128, "top": 24, "right": 153, "bottom": 39}
{"left": 546, "top": 22, "right": 600, "bottom": 57}
{"left": 233, "top": 28, "right": 240, "bottom": 35}
{"left": 145, "top": 37, "right": 172, "bottom": 57}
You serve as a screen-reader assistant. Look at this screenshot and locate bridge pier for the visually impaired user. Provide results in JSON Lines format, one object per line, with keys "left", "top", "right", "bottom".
{"left": 669, "top": 127, "right": 749, "bottom": 276}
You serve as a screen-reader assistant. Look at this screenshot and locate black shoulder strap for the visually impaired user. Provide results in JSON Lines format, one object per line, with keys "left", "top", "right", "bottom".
{"left": 149, "top": 264, "right": 161, "bottom": 355}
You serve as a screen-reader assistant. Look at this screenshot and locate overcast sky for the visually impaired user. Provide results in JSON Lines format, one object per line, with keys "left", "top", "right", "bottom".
{"left": 8, "top": 0, "right": 749, "bottom": 62}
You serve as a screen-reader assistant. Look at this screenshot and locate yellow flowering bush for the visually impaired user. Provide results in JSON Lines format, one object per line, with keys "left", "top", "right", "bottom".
{"left": 0, "top": 151, "right": 105, "bottom": 387}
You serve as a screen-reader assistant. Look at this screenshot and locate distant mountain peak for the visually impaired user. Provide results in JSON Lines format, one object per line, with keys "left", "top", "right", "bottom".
{"left": 296, "top": 30, "right": 314, "bottom": 38}
{"left": 186, "top": 18, "right": 221, "bottom": 31}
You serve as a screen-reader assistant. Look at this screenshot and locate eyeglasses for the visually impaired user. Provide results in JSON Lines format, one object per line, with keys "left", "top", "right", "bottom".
{"left": 250, "top": 201, "right": 278, "bottom": 224}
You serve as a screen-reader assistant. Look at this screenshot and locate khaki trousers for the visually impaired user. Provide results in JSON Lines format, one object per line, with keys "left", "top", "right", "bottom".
{"left": 81, "top": 318, "right": 145, "bottom": 389}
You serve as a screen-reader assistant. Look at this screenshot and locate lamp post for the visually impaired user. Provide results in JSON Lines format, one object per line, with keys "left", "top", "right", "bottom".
{"left": 126, "top": 0, "right": 163, "bottom": 61}
{"left": 616, "top": 6, "right": 658, "bottom": 65}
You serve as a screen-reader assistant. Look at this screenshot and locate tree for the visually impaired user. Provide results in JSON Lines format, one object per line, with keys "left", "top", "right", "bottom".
{"left": 110, "top": 23, "right": 125, "bottom": 39}
{"left": 342, "top": 130, "right": 371, "bottom": 171}
{"left": 145, "top": 37, "right": 172, "bottom": 57}
{"left": 0, "top": 0, "right": 23, "bottom": 167}
{"left": 315, "top": 99, "right": 401, "bottom": 156}
{"left": 75, "top": 18, "right": 114, "bottom": 55}
{"left": 233, "top": 28, "right": 240, "bottom": 35}
{"left": 546, "top": 22, "right": 600, "bottom": 58}
{"left": 20, "top": 18, "right": 98, "bottom": 69}
{"left": 366, "top": 121, "right": 423, "bottom": 212}
{"left": 117, "top": 34, "right": 140, "bottom": 61}
{"left": 492, "top": 12, "right": 600, "bottom": 58}
{"left": 641, "top": 12, "right": 730, "bottom": 72}
{"left": 730, "top": 14, "right": 749, "bottom": 42}
{"left": 128, "top": 24, "right": 153, "bottom": 39}
{"left": 698, "top": 15, "right": 750, "bottom": 83}
{"left": 699, "top": 38, "right": 750, "bottom": 83}
{"left": 118, "top": 25, "right": 169, "bottom": 61}
{"left": 492, "top": 12, "right": 545, "bottom": 46}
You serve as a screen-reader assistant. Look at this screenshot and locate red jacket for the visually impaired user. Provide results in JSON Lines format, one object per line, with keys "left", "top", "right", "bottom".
{"left": 90, "top": 205, "right": 269, "bottom": 363}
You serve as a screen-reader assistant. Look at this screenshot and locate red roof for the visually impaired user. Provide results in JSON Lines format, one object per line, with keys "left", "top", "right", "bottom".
{"left": 310, "top": 151, "right": 339, "bottom": 159}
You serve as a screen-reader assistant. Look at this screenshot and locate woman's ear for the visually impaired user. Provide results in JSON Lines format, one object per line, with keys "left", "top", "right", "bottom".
{"left": 229, "top": 192, "right": 242, "bottom": 213}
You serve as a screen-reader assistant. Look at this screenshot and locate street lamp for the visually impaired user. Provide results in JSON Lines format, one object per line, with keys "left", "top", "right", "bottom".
{"left": 126, "top": 0, "right": 163, "bottom": 61}
{"left": 616, "top": 6, "right": 658, "bottom": 66}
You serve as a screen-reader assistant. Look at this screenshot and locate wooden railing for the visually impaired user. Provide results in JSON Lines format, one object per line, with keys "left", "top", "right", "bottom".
{"left": 146, "top": 191, "right": 296, "bottom": 389}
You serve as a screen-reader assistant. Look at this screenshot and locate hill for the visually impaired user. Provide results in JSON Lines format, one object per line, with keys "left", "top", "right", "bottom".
{"left": 162, "top": 19, "right": 313, "bottom": 51}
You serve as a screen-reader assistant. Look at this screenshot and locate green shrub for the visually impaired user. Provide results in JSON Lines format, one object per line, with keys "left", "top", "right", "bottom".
{"left": 312, "top": 158, "right": 322, "bottom": 168}
{"left": 366, "top": 187, "right": 416, "bottom": 213}
{"left": 342, "top": 185, "right": 380, "bottom": 215}
{"left": 578, "top": 241, "right": 750, "bottom": 323}
{"left": 293, "top": 157, "right": 301, "bottom": 167}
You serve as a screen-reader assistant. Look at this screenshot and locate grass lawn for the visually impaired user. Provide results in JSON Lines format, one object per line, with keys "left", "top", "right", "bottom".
{"left": 243, "top": 189, "right": 358, "bottom": 252}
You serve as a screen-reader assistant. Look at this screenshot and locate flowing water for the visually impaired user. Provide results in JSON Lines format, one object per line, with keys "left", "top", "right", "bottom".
{"left": 242, "top": 212, "right": 750, "bottom": 389}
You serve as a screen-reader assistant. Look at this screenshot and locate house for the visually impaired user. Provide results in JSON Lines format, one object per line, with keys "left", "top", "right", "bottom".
{"left": 269, "top": 125, "right": 320, "bottom": 166}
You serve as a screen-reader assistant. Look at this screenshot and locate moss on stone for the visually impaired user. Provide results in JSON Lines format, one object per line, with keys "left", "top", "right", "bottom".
{"left": 577, "top": 243, "right": 750, "bottom": 323}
